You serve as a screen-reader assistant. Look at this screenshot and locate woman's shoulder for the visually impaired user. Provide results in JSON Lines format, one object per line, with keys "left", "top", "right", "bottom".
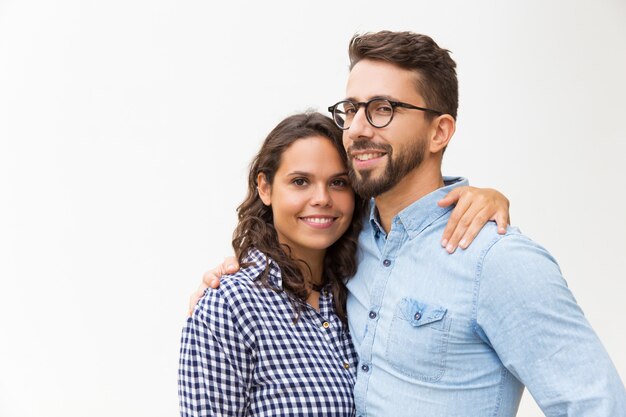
{"left": 196, "top": 249, "right": 281, "bottom": 315}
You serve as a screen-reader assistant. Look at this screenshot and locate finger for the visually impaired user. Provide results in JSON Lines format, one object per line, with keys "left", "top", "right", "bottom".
{"left": 493, "top": 212, "right": 509, "bottom": 234}
{"left": 223, "top": 256, "right": 239, "bottom": 274}
{"left": 441, "top": 194, "right": 471, "bottom": 248}
{"left": 202, "top": 268, "right": 221, "bottom": 287}
{"left": 437, "top": 187, "right": 461, "bottom": 208}
{"left": 445, "top": 203, "right": 482, "bottom": 253}
{"left": 188, "top": 284, "right": 209, "bottom": 316}
{"left": 457, "top": 208, "right": 492, "bottom": 249}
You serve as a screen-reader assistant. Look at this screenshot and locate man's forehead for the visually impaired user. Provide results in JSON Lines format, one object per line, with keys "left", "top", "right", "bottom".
{"left": 345, "top": 59, "right": 421, "bottom": 101}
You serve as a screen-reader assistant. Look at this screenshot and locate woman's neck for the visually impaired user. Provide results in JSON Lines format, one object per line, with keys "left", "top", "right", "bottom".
{"left": 293, "top": 248, "right": 325, "bottom": 312}
{"left": 286, "top": 246, "right": 326, "bottom": 288}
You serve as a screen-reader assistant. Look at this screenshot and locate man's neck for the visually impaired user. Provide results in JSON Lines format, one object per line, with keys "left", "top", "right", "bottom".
{"left": 375, "top": 163, "right": 443, "bottom": 233}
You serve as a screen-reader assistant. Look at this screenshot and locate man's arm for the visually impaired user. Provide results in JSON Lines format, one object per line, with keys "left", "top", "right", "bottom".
{"left": 476, "top": 234, "right": 626, "bottom": 416}
{"left": 188, "top": 185, "right": 511, "bottom": 314}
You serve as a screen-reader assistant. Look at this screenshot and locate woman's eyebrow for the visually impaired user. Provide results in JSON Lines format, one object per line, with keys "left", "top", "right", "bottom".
{"left": 286, "top": 170, "right": 349, "bottom": 177}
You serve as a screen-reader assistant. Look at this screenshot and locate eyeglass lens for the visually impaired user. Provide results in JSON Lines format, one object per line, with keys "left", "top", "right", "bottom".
{"left": 332, "top": 99, "right": 393, "bottom": 129}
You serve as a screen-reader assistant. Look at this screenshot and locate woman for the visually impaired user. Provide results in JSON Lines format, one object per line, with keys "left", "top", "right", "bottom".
{"left": 178, "top": 112, "right": 509, "bottom": 416}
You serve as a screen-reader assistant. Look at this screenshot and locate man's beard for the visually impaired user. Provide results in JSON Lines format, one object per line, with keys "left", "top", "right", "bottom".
{"left": 347, "top": 137, "right": 427, "bottom": 199}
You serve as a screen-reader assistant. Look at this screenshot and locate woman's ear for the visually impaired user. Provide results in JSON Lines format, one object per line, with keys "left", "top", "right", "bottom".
{"left": 257, "top": 173, "right": 272, "bottom": 206}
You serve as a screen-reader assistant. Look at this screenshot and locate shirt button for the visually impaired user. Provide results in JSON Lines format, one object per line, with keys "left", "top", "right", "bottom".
{"left": 361, "top": 364, "right": 370, "bottom": 372}
{"left": 383, "top": 259, "right": 391, "bottom": 267}
{"left": 414, "top": 312, "right": 422, "bottom": 321}
{"left": 343, "top": 362, "right": 350, "bottom": 370}
{"left": 369, "top": 311, "right": 377, "bottom": 319}
{"left": 322, "top": 321, "right": 330, "bottom": 329}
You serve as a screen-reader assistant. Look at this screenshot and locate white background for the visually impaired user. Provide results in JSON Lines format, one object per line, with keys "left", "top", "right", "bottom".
{"left": 1, "top": 1, "right": 625, "bottom": 416}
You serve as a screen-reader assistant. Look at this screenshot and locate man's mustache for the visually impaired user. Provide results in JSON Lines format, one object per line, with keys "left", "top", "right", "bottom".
{"left": 348, "top": 141, "right": 392, "bottom": 153}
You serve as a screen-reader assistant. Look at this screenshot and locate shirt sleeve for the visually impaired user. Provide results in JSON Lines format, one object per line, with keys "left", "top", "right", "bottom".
{"left": 475, "top": 234, "right": 626, "bottom": 416}
{"left": 178, "top": 285, "right": 256, "bottom": 417}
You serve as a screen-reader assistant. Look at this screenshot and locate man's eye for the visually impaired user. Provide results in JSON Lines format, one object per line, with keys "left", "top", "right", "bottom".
{"left": 374, "top": 105, "right": 392, "bottom": 114}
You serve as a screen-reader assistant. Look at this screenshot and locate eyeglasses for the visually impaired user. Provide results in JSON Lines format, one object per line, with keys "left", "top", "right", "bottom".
{"left": 327, "top": 98, "right": 444, "bottom": 130}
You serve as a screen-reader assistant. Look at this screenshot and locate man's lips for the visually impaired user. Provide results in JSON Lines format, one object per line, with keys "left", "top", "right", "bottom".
{"left": 352, "top": 151, "right": 386, "bottom": 161}
{"left": 350, "top": 149, "right": 388, "bottom": 169}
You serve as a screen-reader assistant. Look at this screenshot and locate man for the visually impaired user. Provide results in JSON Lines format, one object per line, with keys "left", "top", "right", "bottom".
{"left": 195, "top": 31, "right": 626, "bottom": 415}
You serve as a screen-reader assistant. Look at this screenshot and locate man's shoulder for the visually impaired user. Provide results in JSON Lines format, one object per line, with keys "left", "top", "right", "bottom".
{"left": 479, "top": 226, "right": 557, "bottom": 264}
{"left": 474, "top": 225, "right": 564, "bottom": 291}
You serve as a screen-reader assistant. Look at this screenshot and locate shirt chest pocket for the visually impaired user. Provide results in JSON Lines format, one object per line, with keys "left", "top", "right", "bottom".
{"left": 385, "top": 297, "right": 451, "bottom": 382}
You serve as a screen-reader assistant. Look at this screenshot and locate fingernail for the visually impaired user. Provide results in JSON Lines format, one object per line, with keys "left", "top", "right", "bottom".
{"left": 446, "top": 243, "right": 455, "bottom": 253}
{"left": 441, "top": 239, "right": 448, "bottom": 247}
{"left": 210, "top": 279, "right": 217, "bottom": 288}
{"left": 459, "top": 239, "right": 467, "bottom": 248}
{"left": 226, "top": 263, "right": 234, "bottom": 271}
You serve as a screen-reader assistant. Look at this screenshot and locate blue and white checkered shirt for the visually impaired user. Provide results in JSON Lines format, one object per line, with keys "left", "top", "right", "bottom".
{"left": 178, "top": 248, "right": 357, "bottom": 416}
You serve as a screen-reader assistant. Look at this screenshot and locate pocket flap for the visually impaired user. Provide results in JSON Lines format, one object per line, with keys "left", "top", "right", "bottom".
{"left": 399, "top": 298, "right": 447, "bottom": 327}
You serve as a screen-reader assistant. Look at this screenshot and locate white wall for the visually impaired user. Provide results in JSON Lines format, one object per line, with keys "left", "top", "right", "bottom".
{"left": 1, "top": 1, "right": 625, "bottom": 416}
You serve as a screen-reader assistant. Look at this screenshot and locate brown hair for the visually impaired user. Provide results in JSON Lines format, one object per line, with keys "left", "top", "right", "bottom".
{"left": 349, "top": 31, "right": 458, "bottom": 120}
{"left": 231, "top": 112, "right": 365, "bottom": 323}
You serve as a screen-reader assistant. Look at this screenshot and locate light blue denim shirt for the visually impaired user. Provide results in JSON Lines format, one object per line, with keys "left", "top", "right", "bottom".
{"left": 346, "top": 177, "right": 626, "bottom": 417}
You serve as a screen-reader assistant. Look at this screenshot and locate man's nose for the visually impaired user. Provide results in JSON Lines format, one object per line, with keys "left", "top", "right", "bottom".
{"left": 347, "top": 106, "right": 375, "bottom": 142}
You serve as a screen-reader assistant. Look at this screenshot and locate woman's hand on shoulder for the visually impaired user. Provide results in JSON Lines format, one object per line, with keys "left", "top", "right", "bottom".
{"left": 437, "top": 186, "right": 510, "bottom": 254}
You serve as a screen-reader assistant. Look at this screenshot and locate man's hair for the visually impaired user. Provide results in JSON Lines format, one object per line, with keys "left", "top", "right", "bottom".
{"left": 348, "top": 31, "right": 458, "bottom": 120}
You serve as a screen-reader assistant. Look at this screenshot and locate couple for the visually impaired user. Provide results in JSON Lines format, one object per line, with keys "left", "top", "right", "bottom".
{"left": 179, "top": 31, "right": 626, "bottom": 416}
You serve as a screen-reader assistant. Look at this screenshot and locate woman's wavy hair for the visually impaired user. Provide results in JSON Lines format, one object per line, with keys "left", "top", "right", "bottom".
{"left": 231, "top": 112, "right": 366, "bottom": 323}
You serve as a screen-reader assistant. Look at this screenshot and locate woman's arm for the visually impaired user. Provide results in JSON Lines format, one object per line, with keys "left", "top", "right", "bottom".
{"left": 179, "top": 290, "right": 254, "bottom": 416}
{"left": 188, "top": 186, "right": 511, "bottom": 313}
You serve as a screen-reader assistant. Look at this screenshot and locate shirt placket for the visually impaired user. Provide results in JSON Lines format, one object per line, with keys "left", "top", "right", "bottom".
{"left": 354, "top": 218, "right": 406, "bottom": 417}
{"left": 306, "top": 293, "right": 357, "bottom": 382}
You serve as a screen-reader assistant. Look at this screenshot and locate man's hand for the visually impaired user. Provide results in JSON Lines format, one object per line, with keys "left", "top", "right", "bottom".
{"left": 187, "top": 256, "right": 240, "bottom": 316}
{"left": 438, "top": 186, "right": 510, "bottom": 254}
{"left": 188, "top": 186, "right": 510, "bottom": 314}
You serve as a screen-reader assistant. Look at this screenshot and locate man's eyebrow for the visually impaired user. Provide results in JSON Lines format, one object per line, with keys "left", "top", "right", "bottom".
{"left": 344, "top": 94, "right": 397, "bottom": 102}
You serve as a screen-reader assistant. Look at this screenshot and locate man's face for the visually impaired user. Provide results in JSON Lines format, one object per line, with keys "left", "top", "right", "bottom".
{"left": 343, "top": 59, "right": 431, "bottom": 199}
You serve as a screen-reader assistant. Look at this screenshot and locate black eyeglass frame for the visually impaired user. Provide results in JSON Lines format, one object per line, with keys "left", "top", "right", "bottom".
{"left": 327, "top": 98, "right": 444, "bottom": 130}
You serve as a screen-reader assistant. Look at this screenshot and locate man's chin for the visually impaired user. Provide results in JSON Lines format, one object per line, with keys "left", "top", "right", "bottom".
{"left": 352, "top": 176, "right": 395, "bottom": 200}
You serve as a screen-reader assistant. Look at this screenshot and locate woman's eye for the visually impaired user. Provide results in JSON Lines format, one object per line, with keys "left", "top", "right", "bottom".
{"left": 331, "top": 178, "right": 348, "bottom": 188}
{"left": 292, "top": 178, "right": 307, "bottom": 186}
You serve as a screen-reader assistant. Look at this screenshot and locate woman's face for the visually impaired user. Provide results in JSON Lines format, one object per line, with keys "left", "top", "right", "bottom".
{"left": 258, "top": 136, "right": 355, "bottom": 262}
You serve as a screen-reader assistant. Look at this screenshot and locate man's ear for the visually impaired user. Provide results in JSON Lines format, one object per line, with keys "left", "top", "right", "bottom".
{"left": 429, "top": 114, "right": 456, "bottom": 153}
{"left": 257, "top": 173, "right": 272, "bottom": 206}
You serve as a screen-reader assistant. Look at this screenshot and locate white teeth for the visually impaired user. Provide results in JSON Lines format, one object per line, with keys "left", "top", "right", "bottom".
{"left": 354, "top": 152, "right": 384, "bottom": 161}
{"left": 302, "top": 217, "right": 333, "bottom": 224}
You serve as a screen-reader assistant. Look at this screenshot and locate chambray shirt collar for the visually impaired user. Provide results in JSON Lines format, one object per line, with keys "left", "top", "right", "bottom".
{"left": 369, "top": 176, "right": 468, "bottom": 240}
